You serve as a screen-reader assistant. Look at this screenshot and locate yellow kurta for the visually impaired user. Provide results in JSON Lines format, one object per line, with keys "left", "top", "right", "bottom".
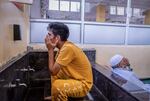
{"left": 51, "top": 41, "right": 93, "bottom": 101}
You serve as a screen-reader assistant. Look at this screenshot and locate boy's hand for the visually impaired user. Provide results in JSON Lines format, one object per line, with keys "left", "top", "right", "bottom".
{"left": 45, "top": 35, "right": 56, "bottom": 50}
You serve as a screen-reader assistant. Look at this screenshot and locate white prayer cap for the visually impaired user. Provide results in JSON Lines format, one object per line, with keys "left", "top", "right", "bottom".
{"left": 110, "top": 54, "right": 123, "bottom": 67}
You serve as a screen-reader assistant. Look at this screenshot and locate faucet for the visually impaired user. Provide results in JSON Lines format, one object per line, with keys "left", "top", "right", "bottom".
{"left": 4, "top": 82, "right": 27, "bottom": 88}
{"left": 18, "top": 83, "right": 27, "bottom": 87}
{"left": 27, "top": 66, "right": 35, "bottom": 72}
{"left": 3, "top": 79, "right": 27, "bottom": 88}
{"left": 28, "top": 68, "right": 35, "bottom": 72}
{"left": 15, "top": 66, "right": 35, "bottom": 72}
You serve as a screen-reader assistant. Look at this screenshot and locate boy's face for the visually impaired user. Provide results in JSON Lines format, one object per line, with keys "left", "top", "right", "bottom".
{"left": 48, "top": 31, "right": 59, "bottom": 44}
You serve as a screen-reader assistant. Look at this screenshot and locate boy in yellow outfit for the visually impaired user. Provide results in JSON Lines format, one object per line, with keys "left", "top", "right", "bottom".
{"left": 45, "top": 22, "right": 93, "bottom": 101}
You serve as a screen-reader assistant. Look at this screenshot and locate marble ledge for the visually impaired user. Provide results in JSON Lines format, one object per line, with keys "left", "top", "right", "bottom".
{"left": 0, "top": 48, "right": 96, "bottom": 73}
{"left": 93, "top": 63, "right": 150, "bottom": 101}
{"left": 27, "top": 48, "right": 96, "bottom": 52}
{"left": 0, "top": 51, "right": 28, "bottom": 73}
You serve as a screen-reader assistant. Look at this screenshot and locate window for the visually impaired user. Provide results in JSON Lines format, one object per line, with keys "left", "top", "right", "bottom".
{"left": 47, "top": 0, "right": 81, "bottom": 20}
{"left": 110, "top": 6, "right": 116, "bottom": 15}
{"left": 60, "top": 1, "right": 69, "bottom": 11}
{"left": 71, "top": 2, "right": 80, "bottom": 12}
{"left": 30, "top": 0, "right": 150, "bottom": 45}
{"left": 85, "top": 2, "right": 91, "bottom": 13}
{"left": 85, "top": 0, "right": 127, "bottom": 23}
{"left": 49, "top": 0, "right": 59, "bottom": 10}
{"left": 49, "top": 0, "right": 81, "bottom": 12}
{"left": 133, "top": 8, "right": 140, "bottom": 16}
{"left": 117, "top": 6, "right": 124, "bottom": 15}
{"left": 30, "top": 0, "right": 81, "bottom": 20}
{"left": 130, "top": 0, "right": 150, "bottom": 24}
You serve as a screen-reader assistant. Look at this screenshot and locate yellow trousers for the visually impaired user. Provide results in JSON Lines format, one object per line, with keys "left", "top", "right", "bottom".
{"left": 51, "top": 77, "right": 91, "bottom": 101}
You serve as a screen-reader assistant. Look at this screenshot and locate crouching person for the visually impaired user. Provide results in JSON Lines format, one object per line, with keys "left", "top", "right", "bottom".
{"left": 45, "top": 22, "right": 93, "bottom": 101}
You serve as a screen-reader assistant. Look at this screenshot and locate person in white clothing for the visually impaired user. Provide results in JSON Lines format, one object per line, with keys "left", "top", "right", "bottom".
{"left": 110, "top": 54, "right": 150, "bottom": 92}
